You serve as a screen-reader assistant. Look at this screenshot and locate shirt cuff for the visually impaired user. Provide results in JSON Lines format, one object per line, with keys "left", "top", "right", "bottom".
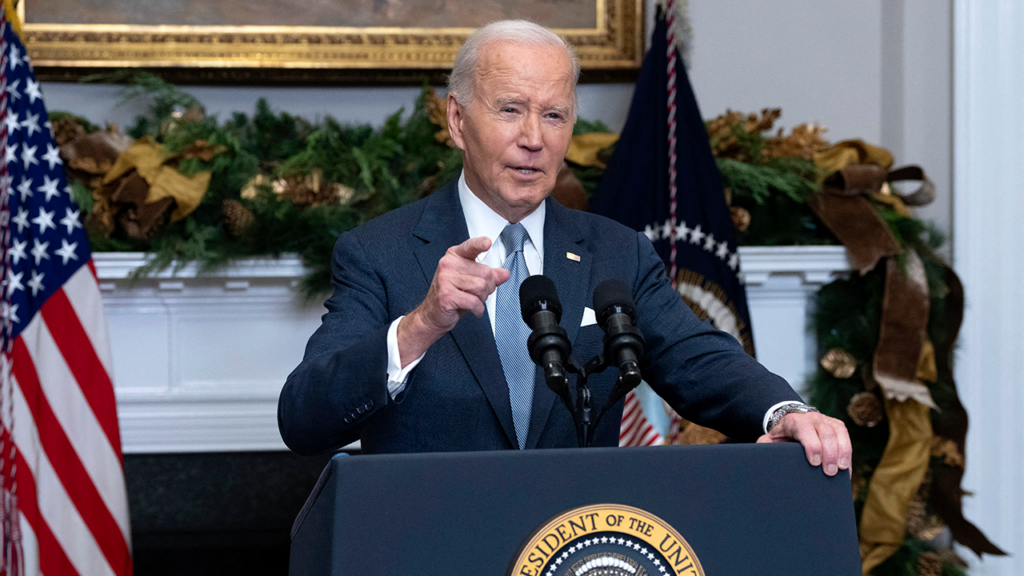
{"left": 762, "top": 400, "right": 809, "bottom": 434}
{"left": 386, "top": 315, "right": 425, "bottom": 398}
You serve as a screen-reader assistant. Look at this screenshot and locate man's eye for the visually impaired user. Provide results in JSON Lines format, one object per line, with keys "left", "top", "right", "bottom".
{"left": 501, "top": 107, "right": 518, "bottom": 114}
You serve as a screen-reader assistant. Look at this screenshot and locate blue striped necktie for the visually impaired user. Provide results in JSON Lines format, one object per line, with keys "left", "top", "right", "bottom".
{"left": 495, "top": 223, "right": 534, "bottom": 449}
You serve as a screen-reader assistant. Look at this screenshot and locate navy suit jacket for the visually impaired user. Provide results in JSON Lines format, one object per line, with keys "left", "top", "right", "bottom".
{"left": 278, "top": 180, "right": 801, "bottom": 455}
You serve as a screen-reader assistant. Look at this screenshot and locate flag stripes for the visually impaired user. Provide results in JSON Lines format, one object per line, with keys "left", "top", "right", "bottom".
{"left": 59, "top": 268, "right": 113, "bottom": 377}
{"left": 18, "top": 304, "right": 128, "bottom": 535}
{"left": 13, "top": 337, "right": 129, "bottom": 571}
{"left": 618, "top": 391, "right": 663, "bottom": 447}
{"left": 38, "top": 289, "right": 122, "bottom": 461}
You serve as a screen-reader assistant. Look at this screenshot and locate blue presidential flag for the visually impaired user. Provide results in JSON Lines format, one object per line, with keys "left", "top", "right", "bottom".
{"left": 590, "top": 6, "right": 754, "bottom": 357}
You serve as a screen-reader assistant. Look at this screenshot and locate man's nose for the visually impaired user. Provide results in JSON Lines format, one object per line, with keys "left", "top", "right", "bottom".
{"left": 518, "top": 114, "right": 543, "bottom": 151}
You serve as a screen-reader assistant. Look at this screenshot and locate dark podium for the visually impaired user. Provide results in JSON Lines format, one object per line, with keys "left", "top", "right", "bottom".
{"left": 289, "top": 443, "right": 860, "bottom": 575}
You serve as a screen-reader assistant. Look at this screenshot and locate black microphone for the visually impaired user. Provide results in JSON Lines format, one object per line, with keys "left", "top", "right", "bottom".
{"left": 519, "top": 275, "right": 572, "bottom": 397}
{"left": 593, "top": 279, "right": 645, "bottom": 395}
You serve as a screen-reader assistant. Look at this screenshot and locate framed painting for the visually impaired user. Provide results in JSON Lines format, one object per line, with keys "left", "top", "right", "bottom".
{"left": 18, "top": 0, "right": 643, "bottom": 83}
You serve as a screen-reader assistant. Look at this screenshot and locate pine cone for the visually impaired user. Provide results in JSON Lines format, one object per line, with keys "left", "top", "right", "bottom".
{"left": 906, "top": 494, "right": 947, "bottom": 541}
{"left": 731, "top": 206, "right": 751, "bottom": 232}
{"left": 847, "top": 391, "right": 884, "bottom": 427}
{"left": 937, "top": 549, "right": 968, "bottom": 568}
{"left": 915, "top": 552, "right": 942, "bottom": 576}
{"left": 223, "top": 199, "right": 255, "bottom": 238}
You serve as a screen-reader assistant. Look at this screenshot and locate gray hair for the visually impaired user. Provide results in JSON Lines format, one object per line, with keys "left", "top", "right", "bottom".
{"left": 448, "top": 20, "right": 581, "bottom": 111}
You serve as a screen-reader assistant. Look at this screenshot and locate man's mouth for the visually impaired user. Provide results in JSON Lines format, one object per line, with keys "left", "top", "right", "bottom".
{"left": 512, "top": 166, "right": 540, "bottom": 175}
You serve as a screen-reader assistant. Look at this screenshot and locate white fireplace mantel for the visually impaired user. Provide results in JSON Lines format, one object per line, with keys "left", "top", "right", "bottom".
{"left": 97, "top": 246, "right": 851, "bottom": 454}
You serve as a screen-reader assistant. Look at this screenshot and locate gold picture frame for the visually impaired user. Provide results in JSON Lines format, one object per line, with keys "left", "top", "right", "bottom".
{"left": 20, "top": 0, "right": 643, "bottom": 84}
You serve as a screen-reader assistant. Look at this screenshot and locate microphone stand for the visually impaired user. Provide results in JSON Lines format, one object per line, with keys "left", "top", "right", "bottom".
{"left": 553, "top": 354, "right": 633, "bottom": 448}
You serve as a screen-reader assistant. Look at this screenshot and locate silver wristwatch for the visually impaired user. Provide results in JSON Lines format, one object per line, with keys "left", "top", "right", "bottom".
{"left": 766, "top": 403, "right": 820, "bottom": 432}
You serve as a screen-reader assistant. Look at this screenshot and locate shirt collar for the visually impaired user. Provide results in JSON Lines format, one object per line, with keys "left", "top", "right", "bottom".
{"left": 457, "top": 171, "right": 546, "bottom": 259}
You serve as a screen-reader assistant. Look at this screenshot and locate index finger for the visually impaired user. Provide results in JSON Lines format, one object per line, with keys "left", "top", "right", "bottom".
{"left": 451, "top": 236, "right": 493, "bottom": 261}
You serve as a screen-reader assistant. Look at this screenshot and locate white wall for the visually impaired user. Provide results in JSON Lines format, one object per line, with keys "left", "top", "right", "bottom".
{"left": 952, "top": 1, "right": 1024, "bottom": 574}
{"left": 686, "top": 0, "right": 953, "bottom": 239}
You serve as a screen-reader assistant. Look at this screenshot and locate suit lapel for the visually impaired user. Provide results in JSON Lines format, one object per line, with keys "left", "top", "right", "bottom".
{"left": 412, "top": 182, "right": 519, "bottom": 448}
{"left": 524, "top": 199, "right": 591, "bottom": 449}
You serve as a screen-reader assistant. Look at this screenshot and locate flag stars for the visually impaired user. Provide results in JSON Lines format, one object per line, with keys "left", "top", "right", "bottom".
{"left": 32, "top": 208, "right": 56, "bottom": 233}
{"left": 4, "top": 111, "right": 19, "bottom": 135}
{"left": 8, "top": 45, "right": 24, "bottom": 71}
{"left": 660, "top": 219, "right": 674, "bottom": 241}
{"left": 716, "top": 240, "right": 730, "bottom": 260}
{"left": 12, "top": 208, "right": 29, "bottom": 233}
{"left": 25, "top": 78, "right": 43, "bottom": 104}
{"left": 21, "top": 112, "right": 42, "bottom": 138}
{"left": 31, "top": 239, "right": 50, "bottom": 266}
{"left": 21, "top": 143, "right": 38, "bottom": 169}
{"left": 60, "top": 208, "right": 83, "bottom": 234}
{"left": 17, "top": 178, "right": 34, "bottom": 201}
{"left": 688, "top": 224, "right": 706, "bottom": 244}
{"left": 6, "top": 270, "right": 24, "bottom": 296}
{"left": 676, "top": 220, "right": 692, "bottom": 241}
{"left": 5, "top": 78, "right": 20, "bottom": 101}
{"left": 27, "top": 271, "right": 45, "bottom": 297}
{"left": 42, "top": 144, "right": 63, "bottom": 170}
{"left": 2, "top": 302, "right": 20, "bottom": 325}
{"left": 38, "top": 175, "right": 62, "bottom": 202}
{"left": 702, "top": 232, "right": 717, "bottom": 252}
{"left": 55, "top": 240, "right": 79, "bottom": 265}
{"left": 64, "top": 184, "right": 76, "bottom": 200}
{"left": 4, "top": 143, "right": 17, "bottom": 167}
{"left": 643, "top": 223, "right": 659, "bottom": 242}
{"left": 728, "top": 253, "right": 739, "bottom": 271}
{"left": 8, "top": 239, "right": 27, "bottom": 265}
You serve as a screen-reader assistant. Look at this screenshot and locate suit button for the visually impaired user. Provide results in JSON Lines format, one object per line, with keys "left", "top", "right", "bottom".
{"left": 343, "top": 416, "right": 351, "bottom": 424}
{"left": 357, "top": 405, "right": 366, "bottom": 415}
{"left": 366, "top": 400, "right": 373, "bottom": 409}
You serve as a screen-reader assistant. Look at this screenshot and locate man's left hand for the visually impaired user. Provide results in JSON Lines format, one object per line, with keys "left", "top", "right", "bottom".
{"left": 756, "top": 412, "right": 851, "bottom": 476}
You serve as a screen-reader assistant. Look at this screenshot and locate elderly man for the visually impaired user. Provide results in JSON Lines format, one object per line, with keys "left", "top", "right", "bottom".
{"left": 278, "top": 20, "right": 851, "bottom": 476}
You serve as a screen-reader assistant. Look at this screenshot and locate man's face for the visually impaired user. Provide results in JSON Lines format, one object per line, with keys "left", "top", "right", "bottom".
{"left": 447, "top": 41, "right": 576, "bottom": 223}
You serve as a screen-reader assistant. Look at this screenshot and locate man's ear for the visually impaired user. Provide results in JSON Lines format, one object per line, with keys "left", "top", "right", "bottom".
{"left": 446, "top": 92, "right": 466, "bottom": 151}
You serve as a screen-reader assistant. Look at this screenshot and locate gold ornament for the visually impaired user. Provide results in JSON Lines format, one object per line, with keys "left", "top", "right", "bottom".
{"left": 821, "top": 348, "right": 858, "bottom": 378}
{"left": 847, "top": 391, "right": 884, "bottom": 427}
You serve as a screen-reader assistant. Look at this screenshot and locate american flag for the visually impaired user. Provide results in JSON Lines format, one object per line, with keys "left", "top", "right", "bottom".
{"left": 618, "top": 391, "right": 663, "bottom": 447}
{"left": 0, "top": 8, "right": 133, "bottom": 576}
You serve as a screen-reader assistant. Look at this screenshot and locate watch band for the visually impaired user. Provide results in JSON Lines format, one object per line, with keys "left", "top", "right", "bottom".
{"left": 766, "top": 403, "right": 820, "bottom": 432}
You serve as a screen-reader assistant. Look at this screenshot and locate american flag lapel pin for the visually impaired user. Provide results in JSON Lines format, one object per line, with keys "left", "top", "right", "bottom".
{"left": 566, "top": 252, "right": 581, "bottom": 262}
